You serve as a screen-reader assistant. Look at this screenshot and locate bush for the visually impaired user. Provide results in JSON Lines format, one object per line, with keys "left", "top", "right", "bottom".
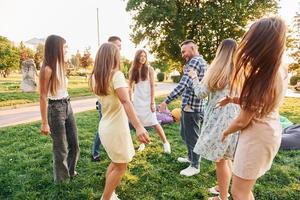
{"left": 171, "top": 75, "right": 181, "bottom": 83}
{"left": 290, "top": 75, "right": 300, "bottom": 86}
{"left": 157, "top": 72, "right": 165, "bottom": 82}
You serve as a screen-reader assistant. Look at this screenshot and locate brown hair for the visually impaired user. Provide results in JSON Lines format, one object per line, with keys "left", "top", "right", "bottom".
{"left": 180, "top": 39, "right": 196, "bottom": 47}
{"left": 89, "top": 43, "right": 120, "bottom": 96}
{"left": 203, "top": 38, "right": 237, "bottom": 91}
{"left": 129, "top": 50, "right": 149, "bottom": 86}
{"left": 231, "top": 16, "right": 286, "bottom": 118}
{"left": 108, "top": 36, "right": 121, "bottom": 43}
{"left": 42, "top": 35, "right": 66, "bottom": 96}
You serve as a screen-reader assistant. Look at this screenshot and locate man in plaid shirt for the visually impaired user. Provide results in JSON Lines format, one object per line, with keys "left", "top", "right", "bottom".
{"left": 160, "top": 40, "right": 207, "bottom": 176}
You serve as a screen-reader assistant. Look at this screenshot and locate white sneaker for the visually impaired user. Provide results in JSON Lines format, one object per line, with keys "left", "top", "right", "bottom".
{"left": 111, "top": 192, "right": 121, "bottom": 200}
{"left": 177, "top": 157, "right": 190, "bottom": 163}
{"left": 138, "top": 143, "right": 145, "bottom": 151}
{"left": 180, "top": 165, "right": 200, "bottom": 177}
{"left": 163, "top": 142, "right": 171, "bottom": 154}
{"left": 208, "top": 186, "right": 230, "bottom": 198}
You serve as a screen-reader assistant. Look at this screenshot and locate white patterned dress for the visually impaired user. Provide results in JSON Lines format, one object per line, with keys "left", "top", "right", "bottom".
{"left": 192, "top": 79, "right": 240, "bottom": 162}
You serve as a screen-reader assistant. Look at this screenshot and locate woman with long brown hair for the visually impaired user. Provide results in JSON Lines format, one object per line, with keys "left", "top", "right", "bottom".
{"left": 129, "top": 50, "right": 171, "bottom": 153}
{"left": 89, "top": 43, "right": 149, "bottom": 200}
{"left": 39, "top": 35, "right": 80, "bottom": 182}
{"left": 218, "top": 17, "right": 288, "bottom": 199}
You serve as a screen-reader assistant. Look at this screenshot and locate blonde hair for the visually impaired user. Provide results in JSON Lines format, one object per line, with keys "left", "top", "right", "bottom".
{"left": 89, "top": 43, "right": 120, "bottom": 96}
{"left": 202, "top": 38, "right": 237, "bottom": 91}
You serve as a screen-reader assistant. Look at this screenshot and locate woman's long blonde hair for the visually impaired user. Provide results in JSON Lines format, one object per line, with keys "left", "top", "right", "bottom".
{"left": 89, "top": 43, "right": 120, "bottom": 96}
{"left": 231, "top": 16, "right": 286, "bottom": 118}
{"left": 202, "top": 38, "right": 237, "bottom": 91}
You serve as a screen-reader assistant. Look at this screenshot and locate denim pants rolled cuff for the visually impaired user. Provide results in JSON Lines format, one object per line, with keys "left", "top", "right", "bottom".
{"left": 190, "top": 153, "right": 201, "bottom": 168}
{"left": 53, "top": 166, "right": 70, "bottom": 182}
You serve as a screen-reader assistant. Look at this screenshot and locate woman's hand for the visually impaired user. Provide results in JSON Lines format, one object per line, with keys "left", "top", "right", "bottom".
{"left": 221, "top": 131, "right": 231, "bottom": 143}
{"left": 150, "top": 103, "right": 155, "bottom": 113}
{"left": 136, "top": 126, "right": 150, "bottom": 144}
{"left": 188, "top": 69, "right": 197, "bottom": 79}
{"left": 41, "top": 123, "right": 50, "bottom": 136}
{"left": 216, "top": 96, "right": 232, "bottom": 108}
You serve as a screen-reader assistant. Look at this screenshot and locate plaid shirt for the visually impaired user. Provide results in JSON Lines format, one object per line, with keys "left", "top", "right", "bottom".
{"left": 165, "top": 55, "right": 207, "bottom": 113}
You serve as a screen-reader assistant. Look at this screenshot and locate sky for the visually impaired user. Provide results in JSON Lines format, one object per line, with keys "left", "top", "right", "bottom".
{"left": 0, "top": 0, "right": 299, "bottom": 61}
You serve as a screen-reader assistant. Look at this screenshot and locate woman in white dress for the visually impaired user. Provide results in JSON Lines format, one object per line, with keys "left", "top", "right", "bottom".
{"left": 129, "top": 50, "right": 171, "bottom": 153}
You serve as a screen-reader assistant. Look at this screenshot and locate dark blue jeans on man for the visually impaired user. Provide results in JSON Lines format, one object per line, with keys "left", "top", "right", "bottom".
{"left": 91, "top": 101, "right": 102, "bottom": 161}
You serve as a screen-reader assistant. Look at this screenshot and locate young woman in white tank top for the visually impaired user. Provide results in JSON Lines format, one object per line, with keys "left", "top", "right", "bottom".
{"left": 39, "top": 35, "right": 79, "bottom": 182}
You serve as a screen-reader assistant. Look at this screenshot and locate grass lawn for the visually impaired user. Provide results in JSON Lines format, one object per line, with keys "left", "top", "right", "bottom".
{"left": 0, "top": 74, "right": 92, "bottom": 107}
{"left": 0, "top": 96, "right": 299, "bottom": 200}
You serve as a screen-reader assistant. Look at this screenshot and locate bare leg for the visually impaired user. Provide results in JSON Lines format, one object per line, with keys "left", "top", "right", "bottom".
{"left": 216, "top": 159, "right": 231, "bottom": 200}
{"left": 153, "top": 124, "right": 168, "bottom": 143}
{"left": 231, "top": 174, "right": 256, "bottom": 200}
{"left": 102, "top": 162, "right": 127, "bottom": 200}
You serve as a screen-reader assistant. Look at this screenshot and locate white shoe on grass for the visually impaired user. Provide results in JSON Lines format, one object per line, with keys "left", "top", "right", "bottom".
{"left": 180, "top": 165, "right": 200, "bottom": 177}
{"left": 208, "top": 186, "right": 230, "bottom": 197}
{"left": 163, "top": 142, "right": 171, "bottom": 154}
{"left": 138, "top": 143, "right": 145, "bottom": 151}
{"left": 177, "top": 157, "right": 190, "bottom": 163}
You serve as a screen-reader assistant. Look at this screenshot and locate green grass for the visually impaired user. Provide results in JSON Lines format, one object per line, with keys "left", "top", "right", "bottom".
{"left": 0, "top": 74, "right": 92, "bottom": 107}
{"left": 0, "top": 97, "right": 299, "bottom": 199}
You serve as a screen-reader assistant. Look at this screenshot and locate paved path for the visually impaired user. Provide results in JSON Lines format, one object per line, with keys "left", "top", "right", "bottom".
{"left": 0, "top": 82, "right": 176, "bottom": 128}
{"left": 286, "top": 88, "right": 300, "bottom": 98}
{"left": 1, "top": 83, "right": 299, "bottom": 128}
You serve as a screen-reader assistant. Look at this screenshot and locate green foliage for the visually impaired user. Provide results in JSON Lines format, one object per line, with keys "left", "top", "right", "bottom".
{"left": 157, "top": 72, "right": 165, "bottom": 82}
{"left": 0, "top": 97, "right": 299, "bottom": 199}
{"left": 34, "top": 43, "right": 44, "bottom": 70}
{"left": 121, "top": 57, "right": 131, "bottom": 79}
{"left": 171, "top": 75, "right": 181, "bottom": 83}
{"left": 80, "top": 47, "right": 93, "bottom": 69}
{"left": 151, "top": 59, "right": 169, "bottom": 73}
{"left": 287, "top": 10, "right": 300, "bottom": 75}
{"left": 18, "top": 41, "right": 34, "bottom": 64}
{"left": 126, "top": 0, "right": 278, "bottom": 72}
{"left": 290, "top": 75, "right": 300, "bottom": 86}
{"left": 0, "top": 36, "right": 20, "bottom": 77}
{"left": 0, "top": 74, "right": 92, "bottom": 107}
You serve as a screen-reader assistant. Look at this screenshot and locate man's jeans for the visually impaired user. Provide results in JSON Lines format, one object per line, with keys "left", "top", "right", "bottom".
{"left": 92, "top": 101, "right": 102, "bottom": 158}
{"left": 180, "top": 111, "right": 203, "bottom": 168}
{"left": 48, "top": 98, "right": 80, "bottom": 182}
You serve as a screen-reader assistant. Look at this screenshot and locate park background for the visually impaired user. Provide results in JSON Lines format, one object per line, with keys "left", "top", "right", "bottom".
{"left": 0, "top": 0, "right": 300, "bottom": 199}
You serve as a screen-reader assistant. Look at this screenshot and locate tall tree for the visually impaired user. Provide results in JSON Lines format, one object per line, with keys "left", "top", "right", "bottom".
{"left": 126, "top": 0, "right": 278, "bottom": 72}
{"left": 18, "top": 41, "right": 34, "bottom": 65}
{"left": 0, "top": 36, "right": 20, "bottom": 77}
{"left": 288, "top": 9, "right": 300, "bottom": 75}
{"left": 34, "top": 43, "right": 44, "bottom": 70}
{"left": 80, "top": 47, "right": 93, "bottom": 69}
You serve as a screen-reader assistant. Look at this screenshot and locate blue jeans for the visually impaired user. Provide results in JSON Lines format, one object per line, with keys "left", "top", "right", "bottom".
{"left": 92, "top": 101, "right": 102, "bottom": 158}
{"left": 180, "top": 111, "right": 203, "bottom": 168}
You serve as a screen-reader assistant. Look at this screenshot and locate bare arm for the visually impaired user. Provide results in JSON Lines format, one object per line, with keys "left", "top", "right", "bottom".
{"left": 216, "top": 96, "right": 240, "bottom": 108}
{"left": 128, "top": 81, "right": 134, "bottom": 102}
{"left": 221, "top": 108, "right": 255, "bottom": 142}
{"left": 116, "top": 87, "right": 150, "bottom": 144}
{"left": 39, "top": 66, "right": 52, "bottom": 135}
